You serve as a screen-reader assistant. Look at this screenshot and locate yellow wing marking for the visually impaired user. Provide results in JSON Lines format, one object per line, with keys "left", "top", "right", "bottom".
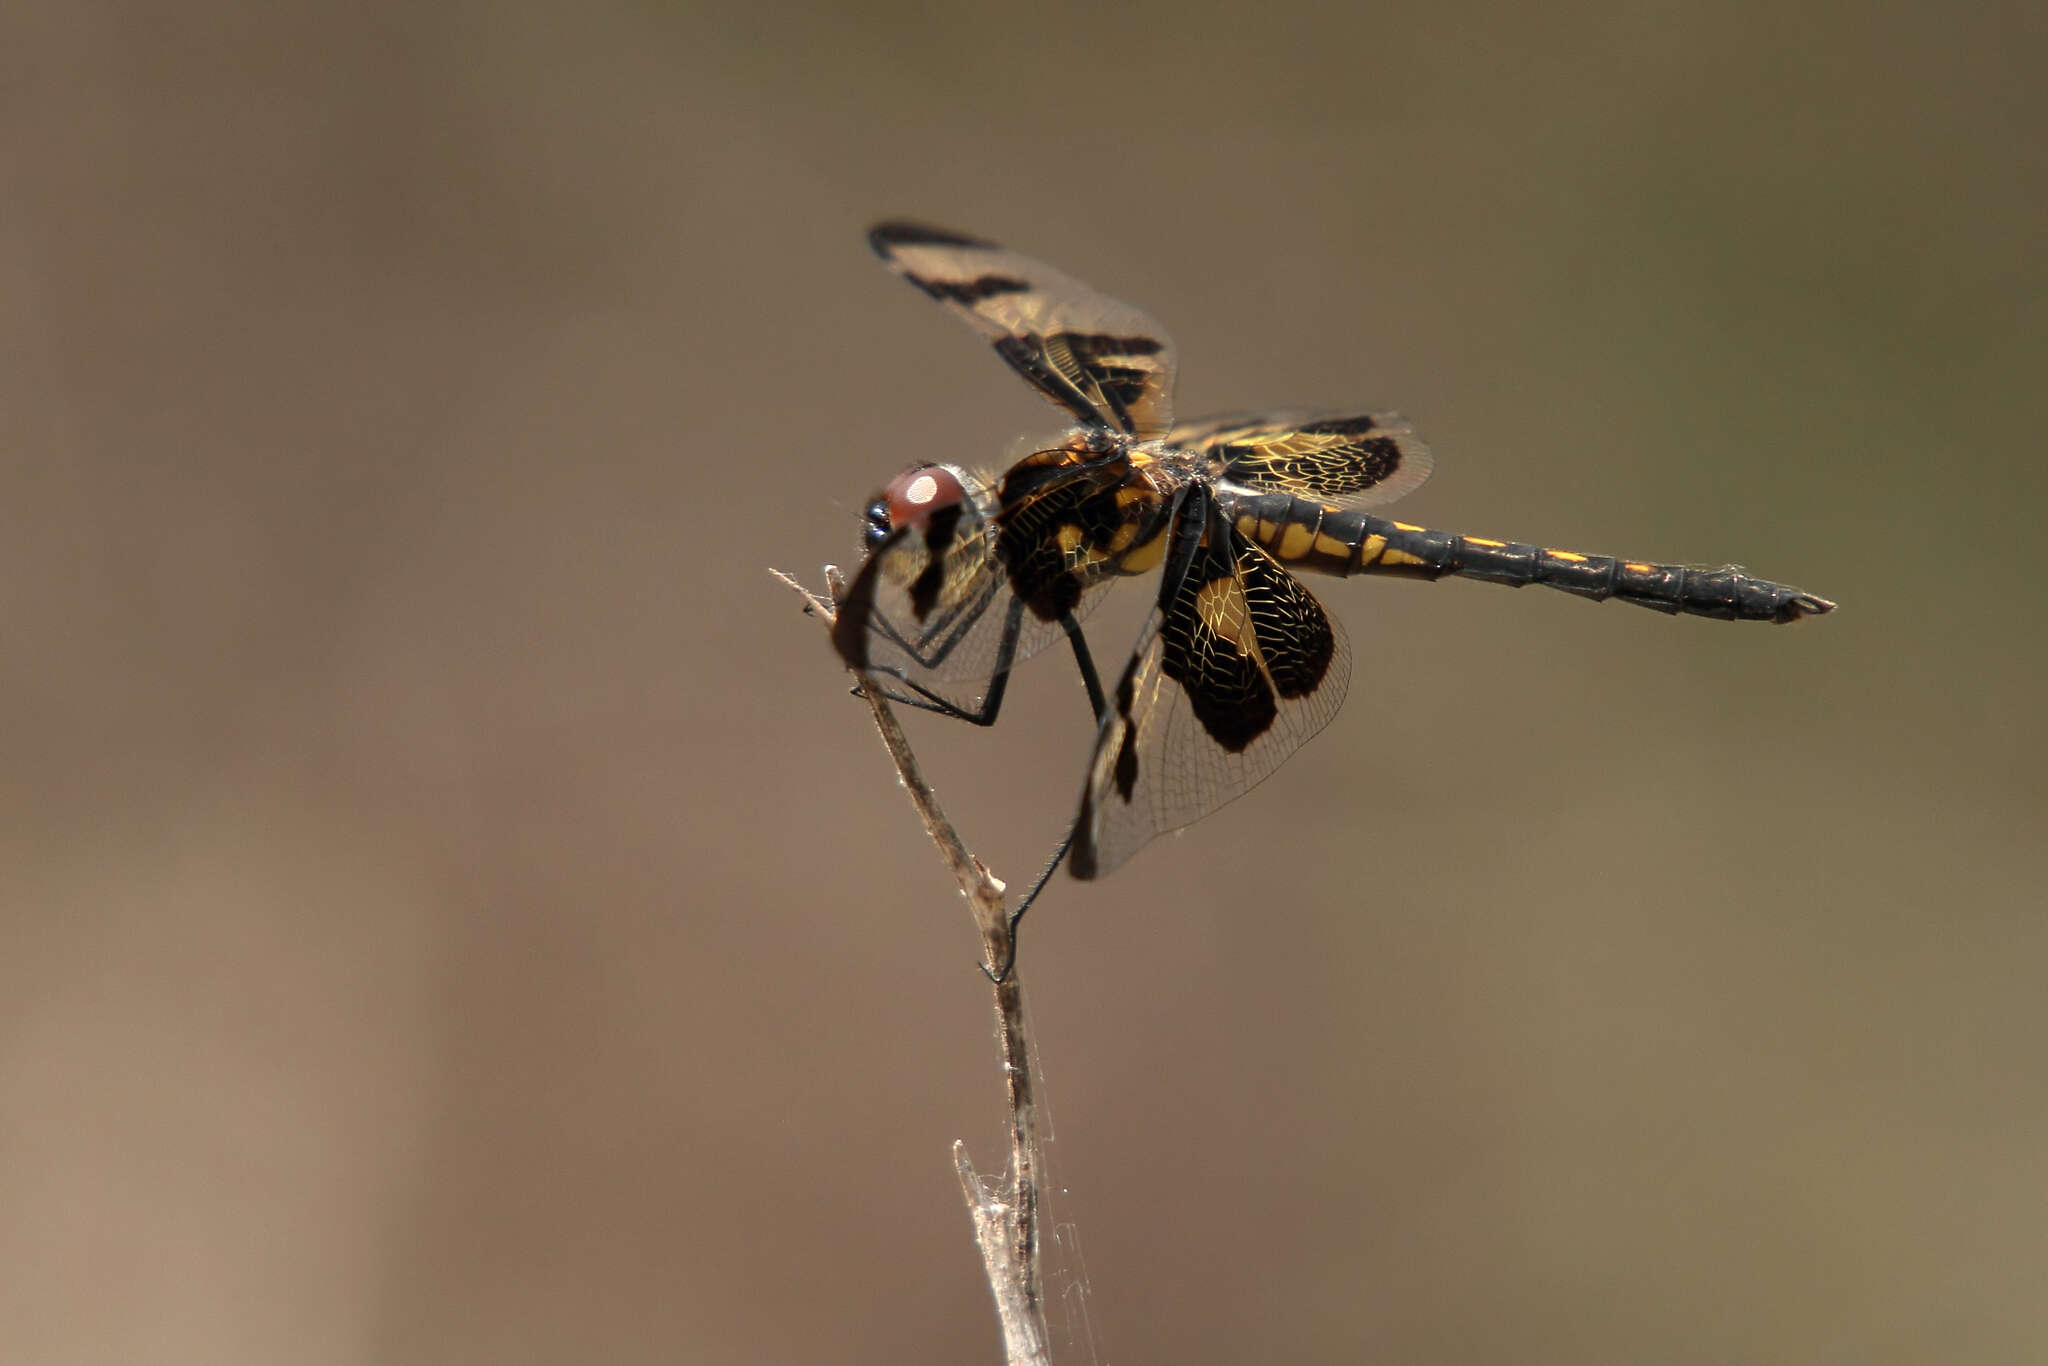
{"left": 1118, "top": 525, "right": 1171, "bottom": 574}
{"left": 1193, "top": 578, "right": 1255, "bottom": 651}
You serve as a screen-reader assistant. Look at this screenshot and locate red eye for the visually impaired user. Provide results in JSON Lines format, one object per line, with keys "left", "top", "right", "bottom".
{"left": 883, "top": 465, "right": 967, "bottom": 530}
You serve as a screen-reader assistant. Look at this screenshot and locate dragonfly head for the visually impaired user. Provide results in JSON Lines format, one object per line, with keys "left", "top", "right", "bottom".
{"left": 863, "top": 464, "right": 973, "bottom": 554}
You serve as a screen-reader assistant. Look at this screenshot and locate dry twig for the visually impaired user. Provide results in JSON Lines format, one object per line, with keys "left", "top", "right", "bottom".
{"left": 772, "top": 567, "right": 1049, "bottom": 1366}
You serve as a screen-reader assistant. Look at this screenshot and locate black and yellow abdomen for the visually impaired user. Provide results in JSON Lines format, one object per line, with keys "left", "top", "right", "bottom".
{"left": 1225, "top": 490, "right": 1835, "bottom": 624}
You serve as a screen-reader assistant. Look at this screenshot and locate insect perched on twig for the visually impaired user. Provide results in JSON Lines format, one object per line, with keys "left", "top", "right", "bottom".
{"left": 834, "top": 221, "right": 1835, "bottom": 918}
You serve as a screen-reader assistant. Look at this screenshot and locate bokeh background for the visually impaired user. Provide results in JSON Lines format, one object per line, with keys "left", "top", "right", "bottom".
{"left": 3, "top": 1, "right": 2043, "bottom": 1362}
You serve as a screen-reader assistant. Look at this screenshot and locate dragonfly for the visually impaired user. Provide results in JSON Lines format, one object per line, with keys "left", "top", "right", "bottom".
{"left": 833, "top": 220, "right": 1834, "bottom": 916}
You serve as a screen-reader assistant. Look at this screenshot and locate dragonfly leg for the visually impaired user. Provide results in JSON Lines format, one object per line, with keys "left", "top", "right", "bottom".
{"left": 854, "top": 664, "right": 1013, "bottom": 726}
{"left": 984, "top": 612, "right": 1113, "bottom": 980}
{"left": 1061, "top": 611, "right": 1109, "bottom": 724}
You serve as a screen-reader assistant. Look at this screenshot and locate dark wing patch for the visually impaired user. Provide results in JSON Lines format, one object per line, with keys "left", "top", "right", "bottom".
{"left": 1072, "top": 495, "right": 1351, "bottom": 879}
{"left": 869, "top": 222, "right": 994, "bottom": 249}
{"left": 869, "top": 220, "right": 1178, "bottom": 438}
{"left": 1169, "top": 410, "right": 1433, "bottom": 509}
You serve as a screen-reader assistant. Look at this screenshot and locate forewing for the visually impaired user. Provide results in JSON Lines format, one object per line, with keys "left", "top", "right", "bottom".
{"left": 832, "top": 469, "right": 1112, "bottom": 716}
{"left": 869, "top": 221, "right": 1178, "bottom": 438}
{"left": 1072, "top": 499, "right": 1352, "bottom": 879}
{"left": 1169, "top": 410, "right": 1432, "bottom": 509}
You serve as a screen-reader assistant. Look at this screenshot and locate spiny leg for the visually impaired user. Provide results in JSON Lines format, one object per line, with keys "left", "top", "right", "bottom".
{"left": 986, "top": 612, "right": 1110, "bottom": 981}
{"left": 849, "top": 599, "right": 1105, "bottom": 979}
{"left": 855, "top": 594, "right": 1030, "bottom": 726}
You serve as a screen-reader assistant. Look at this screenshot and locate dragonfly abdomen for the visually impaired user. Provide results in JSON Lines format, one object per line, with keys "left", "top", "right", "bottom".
{"left": 1226, "top": 491, "right": 1834, "bottom": 624}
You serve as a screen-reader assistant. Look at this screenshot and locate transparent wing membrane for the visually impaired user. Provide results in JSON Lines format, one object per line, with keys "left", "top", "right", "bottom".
{"left": 870, "top": 221, "right": 1179, "bottom": 438}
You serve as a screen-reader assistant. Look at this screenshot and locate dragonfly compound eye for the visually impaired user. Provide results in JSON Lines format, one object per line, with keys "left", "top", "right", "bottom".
{"left": 882, "top": 465, "right": 968, "bottom": 533}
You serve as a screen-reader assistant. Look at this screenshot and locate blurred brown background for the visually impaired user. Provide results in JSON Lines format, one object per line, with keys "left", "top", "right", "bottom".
{"left": 2, "top": 1, "right": 2042, "bottom": 1362}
